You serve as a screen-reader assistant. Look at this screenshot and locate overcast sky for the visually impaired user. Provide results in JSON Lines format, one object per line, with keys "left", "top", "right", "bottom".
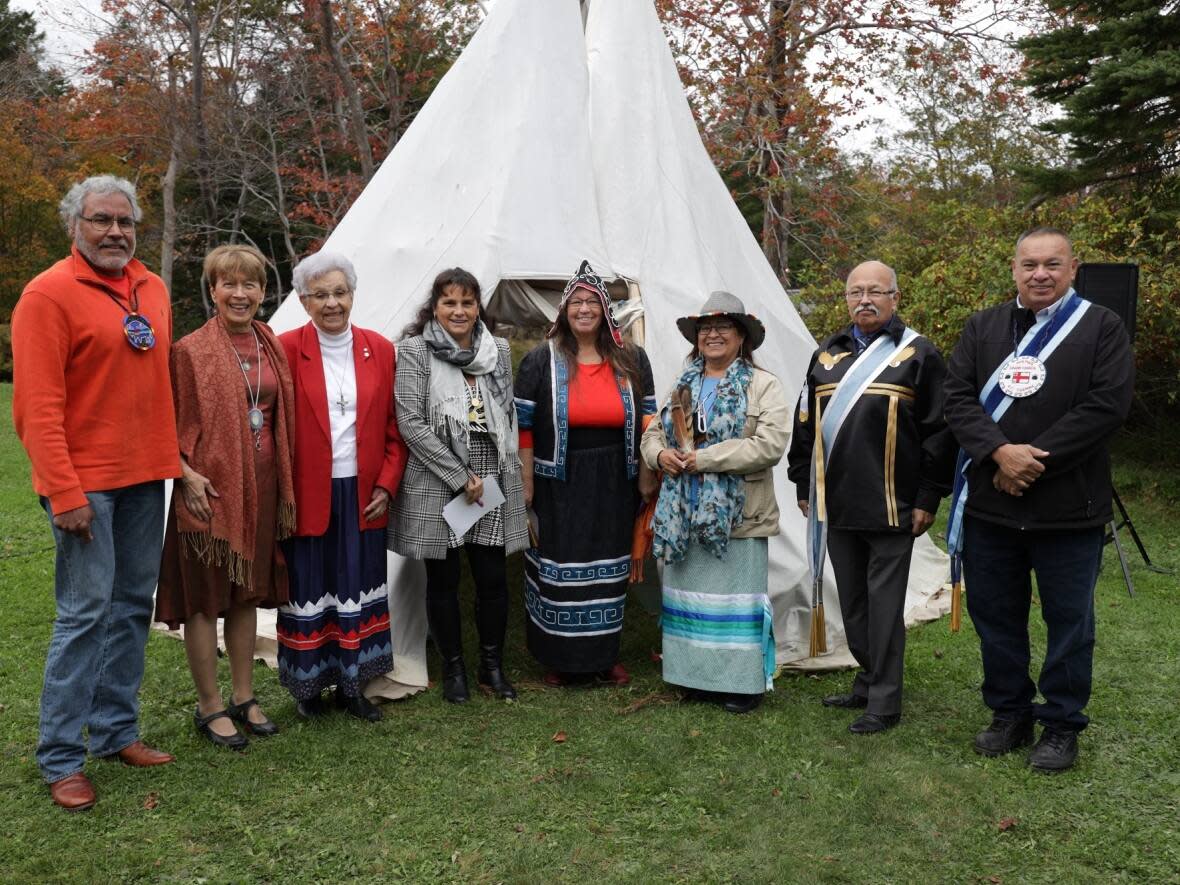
{"left": 13, "top": 0, "right": 103, "bottom": 70}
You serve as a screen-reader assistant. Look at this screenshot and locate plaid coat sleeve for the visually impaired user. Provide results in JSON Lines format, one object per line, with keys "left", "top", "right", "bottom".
{"left": 394, "top": 336, "right": 469, "bottom": 492}
{"left": 388, "top": 336, "right": 468, "bottom": 560}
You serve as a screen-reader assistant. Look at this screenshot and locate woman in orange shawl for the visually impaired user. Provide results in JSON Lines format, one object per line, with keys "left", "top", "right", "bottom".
{"left": 155, "top": 244, "right": 296, "bottom": 750}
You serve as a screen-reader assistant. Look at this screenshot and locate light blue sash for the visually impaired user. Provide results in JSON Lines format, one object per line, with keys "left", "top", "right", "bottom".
{"left": 946, "top": 290, "right": 1091, "bottom": 585}
{"left": 806, "top": 328, "right": 921, "bottom": 592}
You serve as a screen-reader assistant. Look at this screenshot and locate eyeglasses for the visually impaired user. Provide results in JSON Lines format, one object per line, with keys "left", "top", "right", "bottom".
{"left": 697, "top": 320, "right": 737, "bottom": 335}
{"left": 844, "top": 288, "right": 896, "bottom": 301}
{"left": 80, "top": 214, "right": 137, "bottom": 231}
{"left": 567, "top": 297, "right": 602, "bottom": 310}
{"left": 304, "top": 287, "right": 353, "bottom": 302}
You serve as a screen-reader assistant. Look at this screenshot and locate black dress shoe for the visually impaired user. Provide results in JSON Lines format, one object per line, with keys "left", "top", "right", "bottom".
{"left": 1028, "top": 727, "right": 1078, "bottom": 772}
{"left": 226, "top": 697, "right": 279, "bottom": 737}
{"left": 822, "top": 692, "right": 868, "bottom": 709}
{"left": 194, "top": 708, "right": 248, "bottom": 750}
{"left": 295, "top": 694, "right": 328, "bottom": 720}
{"left": 973, "top": 715, "right": 1034, "bottom": 756}
{"left": 848, "top": 712, "right": 900, "bottom": 734}
{"left": 680, "top": 687, "right": 722, "bottom": 704}
{"left": 723, "top": 693, "right": 764, "bottom": 714}
{"left": 335, "top": 687, "right": 382, "bottom": 722}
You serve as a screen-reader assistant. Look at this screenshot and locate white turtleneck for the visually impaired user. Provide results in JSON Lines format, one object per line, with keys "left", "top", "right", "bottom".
{"left": 317, "top": 324, "right": 358, "bottom": 478}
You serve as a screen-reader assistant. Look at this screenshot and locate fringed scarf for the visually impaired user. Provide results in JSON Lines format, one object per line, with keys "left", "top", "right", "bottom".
{"left": 652, "top": 357, "right": 753, "bottom": 563}
{"left": 171, "top": 317, "right": 296, "bottom": 589}
{"left": 421, "top": 318, "right": 517, "bottom": 470}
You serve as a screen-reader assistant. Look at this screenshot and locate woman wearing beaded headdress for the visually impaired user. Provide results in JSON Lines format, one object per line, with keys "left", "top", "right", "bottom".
{"left": 514, "top": 261, "right": 658, "bottom": 687}
{"left": 156, "top": 244, "right": 296, "bottom": 748}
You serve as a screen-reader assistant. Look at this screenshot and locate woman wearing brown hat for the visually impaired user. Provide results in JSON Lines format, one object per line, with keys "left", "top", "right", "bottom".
{"left": 640, "top": 291, "right": 789, "bottom": 713}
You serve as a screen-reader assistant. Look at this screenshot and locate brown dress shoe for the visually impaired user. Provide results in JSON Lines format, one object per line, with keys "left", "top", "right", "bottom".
{"left": 114, "top": 740, "right": 175, "bottom": 767}
{"left": 50, "top": 772, "right": 96, "bottom": 812}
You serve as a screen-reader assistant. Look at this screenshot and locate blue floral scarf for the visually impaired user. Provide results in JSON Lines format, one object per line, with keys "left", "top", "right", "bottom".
{"left": 653, "top": 357, "right": 753, "bottom": 563}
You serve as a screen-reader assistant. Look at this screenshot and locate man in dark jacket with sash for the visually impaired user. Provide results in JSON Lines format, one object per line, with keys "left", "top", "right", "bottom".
{"left": 943, "top": 227, "right": 1134, "bottom": 772}
{"left": 787, "top": 260, "right": 955, "bottom": 734}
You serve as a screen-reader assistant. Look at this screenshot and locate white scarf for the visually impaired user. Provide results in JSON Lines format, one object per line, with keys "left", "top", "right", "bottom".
{"left": 425, "top": 321, "right": 518, "bottom": 471}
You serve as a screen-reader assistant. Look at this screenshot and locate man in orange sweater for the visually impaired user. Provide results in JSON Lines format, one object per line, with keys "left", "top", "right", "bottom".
{"left": 12, "top": 175, "right": 181, "bottom": 811}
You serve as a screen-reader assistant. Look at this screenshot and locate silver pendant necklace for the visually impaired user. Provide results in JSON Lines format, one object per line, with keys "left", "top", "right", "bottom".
{"left": 234, "top": 328, "right": 264, "bottom": 450}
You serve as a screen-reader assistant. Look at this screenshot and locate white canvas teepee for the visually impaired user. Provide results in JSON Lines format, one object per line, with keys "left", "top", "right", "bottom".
{"left": 264, "top": 0, "right": 951, "bottom": 697}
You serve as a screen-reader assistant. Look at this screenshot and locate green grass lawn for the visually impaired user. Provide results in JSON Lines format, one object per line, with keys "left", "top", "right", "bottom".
{"left": 2, "top": 381, "right": 1178, "bottom": 883}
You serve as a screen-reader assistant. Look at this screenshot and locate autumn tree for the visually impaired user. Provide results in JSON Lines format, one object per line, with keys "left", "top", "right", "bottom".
{"left": 0, "top": 1, "right": 68, "bottom": 320}
{"left": 657, "top": 0, "right": 1035, "bottom": 285}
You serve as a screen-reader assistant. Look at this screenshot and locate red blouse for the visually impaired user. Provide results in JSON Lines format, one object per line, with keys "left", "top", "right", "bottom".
{"left": 519, "top": 361, "right": 623, "bottom": 448}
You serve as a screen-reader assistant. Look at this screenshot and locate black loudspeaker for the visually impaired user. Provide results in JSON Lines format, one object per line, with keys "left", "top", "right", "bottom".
{"left": 1075, "top": 263, "right": 1139, "bottom": 343}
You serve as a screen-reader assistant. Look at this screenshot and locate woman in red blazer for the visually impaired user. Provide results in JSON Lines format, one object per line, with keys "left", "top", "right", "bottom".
{"left": 276, "top": 251, "right": 408, "bottom": 722}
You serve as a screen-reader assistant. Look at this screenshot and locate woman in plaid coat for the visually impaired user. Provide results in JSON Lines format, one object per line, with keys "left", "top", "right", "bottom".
{"left": 388, "top": 268, "right": 527, "bottom": 703}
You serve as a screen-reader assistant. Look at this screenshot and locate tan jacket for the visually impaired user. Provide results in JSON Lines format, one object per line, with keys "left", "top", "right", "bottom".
{"left": 641, "top": 366, "right": 790, "bottom": 538}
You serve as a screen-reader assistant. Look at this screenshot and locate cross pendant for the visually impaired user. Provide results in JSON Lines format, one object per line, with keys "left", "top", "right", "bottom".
{"left": 336, "top": 391, "right": 348, "bottom": 415}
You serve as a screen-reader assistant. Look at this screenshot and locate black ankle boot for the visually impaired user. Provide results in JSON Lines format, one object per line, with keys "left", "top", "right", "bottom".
{"left": 442, "top": 656, "right": 470, "bottom": 704}
{"left": 426, "top": 596, "right": 468, "bottom": 704}
{"left": 475, "top": 595, "right": 516, "bottom": 699}
{"left": 477, "top": 645, "right": 517, "bottom": 699}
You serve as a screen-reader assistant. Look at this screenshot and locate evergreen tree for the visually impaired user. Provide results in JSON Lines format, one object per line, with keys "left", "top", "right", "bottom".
{"left": 1019, "top": 1, "right": 1180, "bottom": 194}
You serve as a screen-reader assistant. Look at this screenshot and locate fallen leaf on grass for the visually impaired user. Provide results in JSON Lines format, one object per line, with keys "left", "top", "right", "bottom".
{"left": 997, "top": 817, "right": 1017, "bottom": 832}
{"left": 689, "top": 729, "right": 701, "bottom": 738}
{"left": 771, "top": 788, "right": 782, "bottom": 797}
{"left": 552, "top": 731, "right": 567, "bottom": 743}
{"left": 143, "top": 792, "right": 159, "bottom": 810}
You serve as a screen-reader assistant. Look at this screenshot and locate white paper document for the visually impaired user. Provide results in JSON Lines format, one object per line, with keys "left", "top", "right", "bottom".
{"left": 442, "top": 475, "right": 505, "bottom": 538}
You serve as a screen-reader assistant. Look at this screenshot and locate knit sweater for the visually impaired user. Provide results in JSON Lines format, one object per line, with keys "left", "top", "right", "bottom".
{"left": 11, "top": 247, "right": 180, "bottom": 512}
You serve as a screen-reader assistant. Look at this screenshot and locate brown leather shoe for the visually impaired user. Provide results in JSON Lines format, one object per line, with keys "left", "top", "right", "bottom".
{"left": 50, "top": 772, "right": 96, "bottom": 812}
{"left": 114, "top": 740, "right": 175, "bottom": 767}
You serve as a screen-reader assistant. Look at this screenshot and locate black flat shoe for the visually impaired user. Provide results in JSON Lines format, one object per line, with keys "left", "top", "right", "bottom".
{"left": 335, "top": 686, "right": 382, "bottom": 722}
{"left": 723, "top": 693, "right": 764, "bottom": 714}
{"left": 295, "top": 694, "right": 328, "bottom": 720}
{"left": 848, "top": 712, "right": 901, "bottom": 734}
{"left": 226, "top": 697, "right": 279, "bottom": 737}
{"left": 822, "top": 692, "right": 868, "bottom": 709}
{"left": 680, "top": 687, "right": 723, "bottom": 704}
{"left": 194, "top": 708, "right": 247, "bottom": 750}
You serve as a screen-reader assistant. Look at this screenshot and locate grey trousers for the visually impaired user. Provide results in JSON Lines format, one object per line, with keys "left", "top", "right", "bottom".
{"left": 827, "top": 528, "right": 915, "bottom": 716}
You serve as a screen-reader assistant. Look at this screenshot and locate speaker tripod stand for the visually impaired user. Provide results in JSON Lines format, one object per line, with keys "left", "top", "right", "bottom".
{"left": 1105, "top": 486, "right": 1172, "bottom": 597}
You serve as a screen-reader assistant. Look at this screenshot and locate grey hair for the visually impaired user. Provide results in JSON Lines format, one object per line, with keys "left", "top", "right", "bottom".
{"left": 292, "top": 250, "right": 358, "bottom": 295}
{"left": 59, "top": 175, "right": 142, "bottom": 231}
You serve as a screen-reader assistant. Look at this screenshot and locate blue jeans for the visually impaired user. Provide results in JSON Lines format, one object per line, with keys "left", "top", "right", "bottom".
{"left": 963, "top": 515, "right": 1104, "bottom": 732}
{"left": 37, "top": 481, "right": 165, "bottom": 782}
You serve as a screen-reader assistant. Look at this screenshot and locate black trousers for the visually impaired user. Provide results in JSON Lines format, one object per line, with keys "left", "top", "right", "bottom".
{"left": 424, "top": 543, "right": 507, "bottom": 605}
{"left": 423, "top": 543, "right": 509, "bottom": 659}
{"left": 827, "top": 528, "right": 915, "bottom": 716}
{"left": 962, "top": 516, "right": 1103, "bottom": 731}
